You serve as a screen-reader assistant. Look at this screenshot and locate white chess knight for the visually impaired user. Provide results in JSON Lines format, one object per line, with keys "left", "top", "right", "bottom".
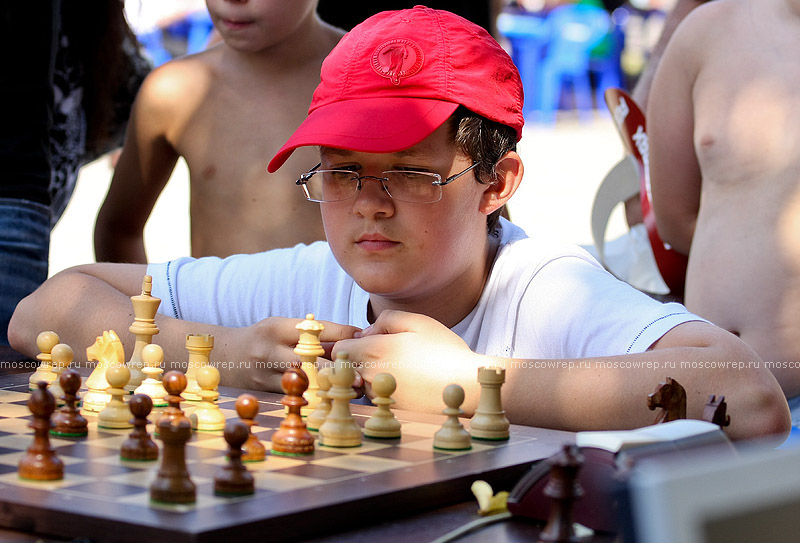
{"left": 82, "top": 330, "right": 125, "bottom": 414}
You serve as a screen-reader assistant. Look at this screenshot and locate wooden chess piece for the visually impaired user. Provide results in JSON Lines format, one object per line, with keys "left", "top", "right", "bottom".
{"left": 647, "top": 377, "right": 687, "bottom": 423}
{"left": 127, "top": 275, "right": 160, "bottom": 391}
{"left": 306, "top": 366, "right": 332, "bottom": 432}
{"left": 703, "top": 394, "right": 731, "bottom": 428}
{"left": 98, "top": 364, "right": 133, "bottom": 429}
{"left": 19, "top": 382, "right": 64, "bottom": 480}
{"left": 433, "top": 384, "right": 471, "bottom": 451}
{"left": 294, "top": 314, "right": 324, "bottom": 410}
{"left": 48, "top": 343, "right": 74, "bottom": 407}
{"left": 29, "top": 331, "right": 59, "bottom": 391}
{"left": 318, "top": 352, "right": 362, "bottom": 448}
{"left": 364, "top": 372, "right": 401, "bottom": 439}
{"left": 51, "top": 369, "right": 88, "bottom": 437}
{"left": 236, "top": 393, "right": 266, "bottom": 462}
{"left": 271, "top": 368, "right": 315, "bottom": 455}
{"left": 134, "top": 343, "right": 168, "bottom": 410}
{"left": 537, "top": 444, "right": 585, "bottom": 543}
{"left": 156, "top": 370, "right": 190, "bottom": 429}
{"left": 214, "top": 420, "right": 255, "bottom": 496}
{"left": 470, "top": 366, "right": 510, "bottom": 440}
{"left": 190, "top": 365, "right": 226, "bottom": 432}
{"left": 121, "top": 394, "right": 159, "bottom": 461}
{"left": 83, "top": 330, "right": 125, "bottom": 414}
{"left": 150, "top": 417, "right": 195, "bottom": 504}
{"left": 183, "top": 333, "right": 214, "bottom": 401}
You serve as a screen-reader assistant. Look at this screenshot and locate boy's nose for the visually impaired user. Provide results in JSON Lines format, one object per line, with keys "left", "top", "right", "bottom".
{"left": 352, "top": 178, "right": 395, "bottom": 217}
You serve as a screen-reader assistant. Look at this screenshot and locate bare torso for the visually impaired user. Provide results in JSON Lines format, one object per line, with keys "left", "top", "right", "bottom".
{"left": 686, "top": 0, "right": 800, "bottom": 395}
{"left": 166, "top": 32, "right": 342, "bottom": 257}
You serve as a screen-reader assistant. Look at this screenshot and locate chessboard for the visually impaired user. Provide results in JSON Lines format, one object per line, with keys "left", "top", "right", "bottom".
{"left": 0, "top": 372, "right": 573, "bottom": 543}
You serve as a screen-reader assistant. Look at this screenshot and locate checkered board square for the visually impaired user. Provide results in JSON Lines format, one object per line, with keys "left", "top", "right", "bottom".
{"left": 0, "top": 381, "right": 573, "bottom": 543}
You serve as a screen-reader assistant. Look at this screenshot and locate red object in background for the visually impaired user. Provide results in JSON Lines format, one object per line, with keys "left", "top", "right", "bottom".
{"left": 604, "top": 87, "right": 687, "bottom": 297}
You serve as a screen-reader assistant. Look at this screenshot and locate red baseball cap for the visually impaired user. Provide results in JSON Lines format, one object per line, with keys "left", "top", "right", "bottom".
{"left": 267, "top": 6, "right": 524, "bottom": 173}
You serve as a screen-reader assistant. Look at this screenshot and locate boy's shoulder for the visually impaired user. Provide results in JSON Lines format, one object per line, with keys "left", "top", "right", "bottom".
{"left": 138, "top": 48, "right": 222, "bottom": 107}
{"left": 497, "top": 220, "right": 601, "bottom": 272}
{"left": 672, "top": 0, "right": 737, "bottom": 46}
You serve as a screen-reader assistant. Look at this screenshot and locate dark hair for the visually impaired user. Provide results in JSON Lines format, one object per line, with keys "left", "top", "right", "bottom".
{"left": 61, "top": 1, "right": 145, "bottom": 156}
{"left": 448, "top": 106, "right": 518, "bottom": 234}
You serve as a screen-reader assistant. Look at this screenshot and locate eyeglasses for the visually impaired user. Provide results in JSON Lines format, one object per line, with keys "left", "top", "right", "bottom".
{"left": 296, "top": 162, "right": 480, "bottom": 204}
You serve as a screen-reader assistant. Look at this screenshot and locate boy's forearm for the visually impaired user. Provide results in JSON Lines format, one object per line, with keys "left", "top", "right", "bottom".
{"left": 9, "top": 266, "right": 147, "bottom": 360}
{"left": 499, "top": 327, "right": 787, "bottom": 441}
{"left": 8, "top": 267, "right": 287, "bottom": 394}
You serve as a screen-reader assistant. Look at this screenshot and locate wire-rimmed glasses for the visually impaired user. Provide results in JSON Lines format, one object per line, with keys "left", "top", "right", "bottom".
{"left": 296, "top": 162, "right": 480, "bottom": 203}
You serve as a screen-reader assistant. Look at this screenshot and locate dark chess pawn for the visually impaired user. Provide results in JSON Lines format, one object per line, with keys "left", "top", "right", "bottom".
{"left": 236, "top": 393, "right": 266, "bottom": 462}
{"left": 19, "top": 382, "right": 64, "bottom": 480}
{"left": 537, "top": 444, "right": 585, "bottom": 543}
{"left": 271, "top": 368, "right": 315, "bottom": 456}
{"left": 51, "top": 368, "right": 88, "bottom": 437}
{"left": 214, "top": 420, "right": 255, "bottom": 496}
{"left": 121, "top": 394, "right": 159, "bottom": 461}
{"left": 150, "top": 417, "right": 195, "bottom": 504}
{"left": 156, "top": 370, "right": 190, "bottom": 429}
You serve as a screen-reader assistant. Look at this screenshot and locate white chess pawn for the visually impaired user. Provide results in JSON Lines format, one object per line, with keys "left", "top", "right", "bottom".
{"left": 318, "top": 352, "right": 362, "bottom": 447}
{"left": 190, "top": 365, "right": 226, "bottom": 432}
{"left": 134, "top": 343, "right": 168, "bottom": 410}
{"left": 29, "top": 331, "right": 59, "bottom": 391}
{"left": 48, "top": 343, "right": 74, "bottom": 407}
{"left": 433, "top": 384, "right": 471, "bottom": 451}
{"left": 306, "top": 366, "right": 332, "bottom": 432}
{"left": 364, "top": 373, "right": 401, "bottom": 438}
{"left": 98, "top": 364, "right": 133, "bottom": 429}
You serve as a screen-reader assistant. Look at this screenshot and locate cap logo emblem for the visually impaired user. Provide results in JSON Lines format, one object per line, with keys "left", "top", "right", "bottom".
{"left": 371, "top": 38, "right": 424, "bottom": 85}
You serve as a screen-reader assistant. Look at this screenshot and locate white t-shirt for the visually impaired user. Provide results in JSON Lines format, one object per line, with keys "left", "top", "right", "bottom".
{"left": 147, "top": 219, "right": 702, "bottom": 359}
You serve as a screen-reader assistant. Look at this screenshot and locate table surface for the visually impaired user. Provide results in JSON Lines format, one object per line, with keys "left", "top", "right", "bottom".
{"left": 0, "top": 345, "right": 614, "bottom": 543}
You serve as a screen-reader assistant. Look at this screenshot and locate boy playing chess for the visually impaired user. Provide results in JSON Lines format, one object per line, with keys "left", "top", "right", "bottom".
{"left": 9, "top": 7, "right": 789, "bottom": 441}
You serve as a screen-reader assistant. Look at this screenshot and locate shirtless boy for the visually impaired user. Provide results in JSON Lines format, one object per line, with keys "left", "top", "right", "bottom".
{"left": 647, "top": 0, "right": 800, "bottom": 415}
{"left": 93, "top": 0, "right": 344, "bottom": 261}
{"left": 13, "top": 7, "right": 789, "bottom": 441}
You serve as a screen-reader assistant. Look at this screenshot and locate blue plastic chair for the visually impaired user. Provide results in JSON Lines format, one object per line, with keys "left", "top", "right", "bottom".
{"left": 536, "top": 4, "right": 612, "bottom": 123}
{"left": 497, "top": 10, "right": 550, "bottom": 120}
{"left": 137, "top": 29, "right": 172, "bottom": 67}
{"left": 589, "top": 8, "right": 626, "bottom": 114}
{"left": 184, "top": 10, "right": 214, "bottom": 55}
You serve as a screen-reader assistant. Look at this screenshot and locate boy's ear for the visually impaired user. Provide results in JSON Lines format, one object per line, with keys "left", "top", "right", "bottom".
{"left": 479, "top": 151, "right": 524, "bottom": 215}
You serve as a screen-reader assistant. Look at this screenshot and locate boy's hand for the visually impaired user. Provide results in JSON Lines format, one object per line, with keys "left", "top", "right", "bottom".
{"left": 220, "top": 317, "right": 361, "bottom": 392}
{"left": 332, "top": 311, "right": 482, "bottom": 410}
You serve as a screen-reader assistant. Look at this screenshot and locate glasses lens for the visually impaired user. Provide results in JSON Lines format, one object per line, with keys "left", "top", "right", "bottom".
{"left": 305, "top": 170, "right": 358, "bottom": 202}
{"left": 383, "top": 171, "right": 441, "bottom": 203}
